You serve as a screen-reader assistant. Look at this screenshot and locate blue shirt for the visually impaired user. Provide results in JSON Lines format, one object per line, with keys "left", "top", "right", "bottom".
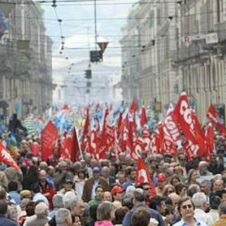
{"left": 173, "top": 218, "right": 208, "bottom": 226}
{"left": 0, "top": 216, "right": 17, "bottom": 226}
{"left": 8, "top": 191, "right": 21, "bottom": 205}
{"left": 122, "top": 203, "right": 165, "bottom": 226}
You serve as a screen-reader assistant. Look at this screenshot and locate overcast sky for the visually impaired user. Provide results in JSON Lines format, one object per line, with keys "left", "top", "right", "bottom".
{"left": 41, "top": 0, "right": 137, "bottom": 103}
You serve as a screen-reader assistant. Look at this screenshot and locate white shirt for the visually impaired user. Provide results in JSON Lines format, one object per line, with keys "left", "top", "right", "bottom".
{"left": 173, "top": 218, "right": 208, "bottom": 226}
{"left": 194, "top": 208, "right": 214, "bottom": 226}
{"left": 91, "top": 180, "right": 99, "bottom": 199}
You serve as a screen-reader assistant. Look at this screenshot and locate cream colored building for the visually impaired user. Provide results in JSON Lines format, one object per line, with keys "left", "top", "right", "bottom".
{"left": 121, "top": 0, "right": 226, "bottom": 120}
{"left": 175, "top": 0, "right": 226, "bottom": 120}
{"left": 0, "top": 0, "right": 52, "bottom": 122}
{"left": 121, "top": 0, "right": 180, "bottom": 111}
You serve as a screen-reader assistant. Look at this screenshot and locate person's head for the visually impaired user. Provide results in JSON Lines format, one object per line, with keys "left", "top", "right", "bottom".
{"left": 92, "top": 167, "right": 101, "bottom": 180}
{"left": 149, "top": 196, "right": 166, "bottom": 214}
{"left": 35, "top": 202, "right": 49, "bottom": 217}
{"left": 163, "top": 184, "right": 175, "bottom": 197}
{"left": 200, "top": 180, "right": 211, "bottom": 195}
{"left": 164, "top": 205, "right": 174, "bottom": 225}
{"left": 170, "top": 175, "right": 181, "bottom": 187}
{"left": 103, "top": 191, "right": 112, "bottom": 202}
{"left": 175, "top": 183, "right": 187, "bottom": 197}
{"left": 133, "top": 188, "right": 145, "bottom": 205}
{"left": 71, "top": 199, "right": 85, "bottom": 217}
{"left": 73, "top": 214, "right": 82, "bottom": 226}
{"left": 198, "top": 161, "right": 209, "bottom": 174}
{"left": 39, "top": 169, "right": 47, "bottom": 182}
{"left": 0, "top": 186, "right": 6, "bottom": 200}
{"left": 96, "top": 201, "right": 114, "bottom": 221}
{"left": 0, "top": 200, "right": 7, "bottom": 215}
{"left": 26, "top": 201, "right": 35, "bottom": 216}
{"left": 168, "top": 192, "right": 180, "bottom": 210}
{"left": 177, "top": 197, "right": 195, "bottom": 220}
{"left": 140, "top": 182, "right": 152, "bottom": 196}
{"left": 209, "top": 195, "right": 221, "bottom": 210}
{"left": 52, "top": 194, "right": 64, "bottom": 209}
{"left": 192, "top": 192, "right": 208, "bottom": 211}
{"left": 187, "top": 169, "right": 198, "bottom": 184}
{"left": 213, "top": 179, "right": 224, "bottom": 192}
{"left": 114, "top": 207, "right": 129, "bottom": 224}
{"left": 101, "top": 166, "right": 110, "bottom": 178}
{"left": 187, "top": 184, "right": 200, "bottom": 197}
{"left": 117, "top": 171, "right": 126, "bottom": 185}
{"left": 55, "top": 208, "right": 73, "bottom": 226}
{"left": 78, "top": 170, "right": 86, "bottom": 180}
{"left": 131, "top": 208, "right": 151, "bottom": 226}
{"left": 111, "top": 185, "right": 124, "bottom": 202}
{"left": 47, "top": 166, "right": 55, "bottom": 176}
{"left": 220, "top": 190, "right": 226, "bottom": 203}
{"left": 219, "top": 201, "right": 226, "bottom": 216}
{"left": 8, "top": 181, "right": 18, "bottom": 192}
{"left": 63, "top": 179, "right": 74, "bottom": 192}
{"left": 157, "top": 173, "right": 167, "bottom": 188}
{"left": 95, "top": 185, "right": 104, "bottom": 201}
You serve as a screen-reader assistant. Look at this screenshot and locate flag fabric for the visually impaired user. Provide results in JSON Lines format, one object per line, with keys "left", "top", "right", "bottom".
{"left": 41, "top": 121, "right": 58, "bottom": 161}
{"left": 0, "top": 141, "right": 19, "bottom": 171}
{"left": 204, "top": 123, "right": 215, "bottom": 159}
{"left": 129, "top": 98, "right": 138, "bottom": 113}
{"left": 140, "top": 106, "right": 147, "bottom": 128}
{"left": 173, "top": 92, "right": 205, "bottom": 157}
{"left": 60, "top": 135, "right": 72, "bottom": 160}
{"left": 207, "top": 104, "right": 226, "bottom": 136}
{"left": 6, "top": 133, "right": 19, "bottom": 158}
{"left": 81, "top": 108, "right": 90, "bottom": 151}
{"left": 71, "top": 128, "right": 80, "bottom": 162}
{"left": 135, "top": 158, "right": 156, "bottom": 197}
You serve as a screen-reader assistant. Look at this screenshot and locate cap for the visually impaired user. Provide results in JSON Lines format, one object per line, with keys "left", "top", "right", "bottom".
{"left": 65, "top": 179, "right": 73, "bottom": 184}
{"left": 157, "top": 173, "right": 166, "bottom": 182}
{"left": 20, "top": 190, "right": 32, "bottom": 199}
{"left": 93, "top": 167, "right": 101, "bottom": 173}
{"left": 111, "top": 185, "right": 124, "bottom": 196}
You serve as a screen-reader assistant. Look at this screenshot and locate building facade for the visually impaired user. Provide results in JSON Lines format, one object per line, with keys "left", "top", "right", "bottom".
{"left": 121, "top": 0, "right": 179, "bottom": 111}
{"left": 0, "top": 0, "right": 53, "bottom": 122}
{"left": 121, "top": 0, "right": 226, "bottom": 120}
{"left": 175, "top": 0, "right": 226, "bottom": 120}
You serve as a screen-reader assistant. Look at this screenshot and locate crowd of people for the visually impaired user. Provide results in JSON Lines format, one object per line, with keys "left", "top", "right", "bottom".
{"left": 0, "top": 131, "right": 226, "bottom": 226}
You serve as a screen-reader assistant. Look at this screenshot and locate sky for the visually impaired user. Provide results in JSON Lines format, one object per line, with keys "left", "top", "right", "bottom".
{"left": 40, "top": 0, "right": 138, "bottom": 104}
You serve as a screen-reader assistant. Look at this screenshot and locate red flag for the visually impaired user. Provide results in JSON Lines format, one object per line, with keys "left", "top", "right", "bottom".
{"left": 204, "top": 123, "right": 215, "bottom": 159}
{"left": 136, "top": 158, "right": 156, "bottom": 197}
{"left": 60, "top": 136, "right": 72, "bottom": 160}
{"left": 207, "top": 104, "right": 226, "bottom": 136}
{"left": 81, "top": 108, "right": 90, "bottom": 151}
{"left": 174, "top": 92, "right": 205, "bottom": 156}
{"left": 129, "top": 98, "right": 138, "bottom": 113}
{"left": 0, "top": 141, "right": 19, "bottom": 171}
{"left": 71, "top": 128, "right": 80, "bottom": 162}
{"left": 207, "top": 104, "right": 218, "bottom": 124}
{"left": 41, "top": 121, "right": 58, "bottom": 161}
{"left": 140, "top": 106, "right": 147, "bottom": 128}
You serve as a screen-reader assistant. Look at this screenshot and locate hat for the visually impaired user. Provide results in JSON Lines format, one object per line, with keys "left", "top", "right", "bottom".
{"left": 20, "top": 190, "right": 32, "bottom": 199}
{"left": 157, "top": 173, "right": 166, "bottom": 182}
{"left": 111, "top": 185, "right": 124, "bottom": 196}
{"left": 65, "top": 178, "right": 73, "bottom": 184}
{"left": 92, "top": 167, "right": 101, "bottom": 173}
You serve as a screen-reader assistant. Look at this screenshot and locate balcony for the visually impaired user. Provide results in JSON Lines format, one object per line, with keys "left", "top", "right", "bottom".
{"left": 213, "top": 21, "right": 226, "bottom": 43}
{"left": 173, "top": 40, "right": 209, "bottom": 64}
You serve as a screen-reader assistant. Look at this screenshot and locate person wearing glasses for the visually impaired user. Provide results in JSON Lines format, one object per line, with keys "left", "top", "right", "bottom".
{"left": 173, "top": 197, "right": 208, "bottom": 226}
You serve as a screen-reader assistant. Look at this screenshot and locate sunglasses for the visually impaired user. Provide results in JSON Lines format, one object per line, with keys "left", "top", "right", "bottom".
{"left": 181, "top": 204, "right": 193, "bottom": 210}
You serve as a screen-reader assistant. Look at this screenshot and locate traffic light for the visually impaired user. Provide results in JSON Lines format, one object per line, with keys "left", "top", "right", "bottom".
{"left": 85, "top": 69, "right": 92, "bottom": 79}
{"left": 87, "top": 81, "right": 92, "bottom": 87}
{"left": 90, "top": 50, "right": 103, "bottom": 63}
